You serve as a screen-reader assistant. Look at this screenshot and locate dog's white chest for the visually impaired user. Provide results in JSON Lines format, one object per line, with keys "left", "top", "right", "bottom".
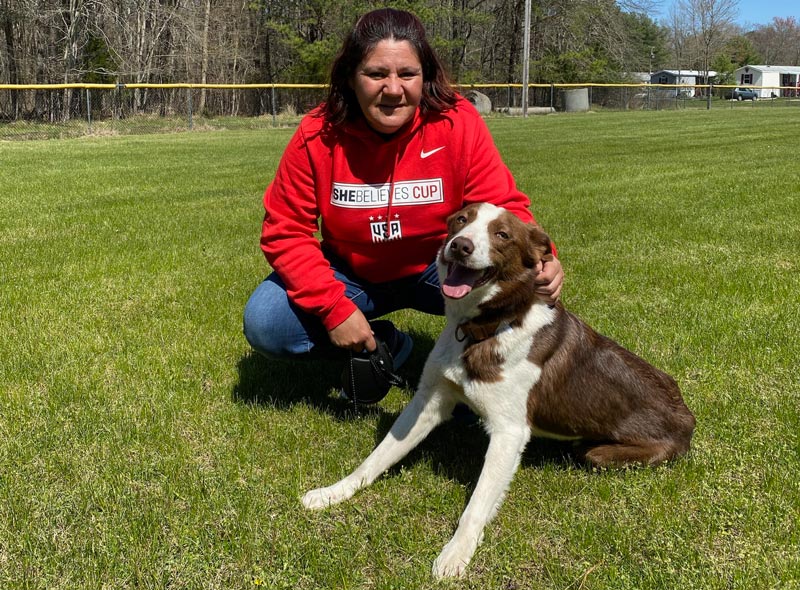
{"left": 430, "top": 308, "right": 553, "bottom": 421}
{"left": 430, "top": 324, "right": 469, "bottom": 383}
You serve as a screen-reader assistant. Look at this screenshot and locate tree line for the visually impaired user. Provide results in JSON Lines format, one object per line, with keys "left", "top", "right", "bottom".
{"left": 1, "top": 0, "right": 798, "bottom": 118}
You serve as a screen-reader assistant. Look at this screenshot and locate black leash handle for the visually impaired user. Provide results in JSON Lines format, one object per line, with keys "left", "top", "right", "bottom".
{"left": 344, "top": 340, "right": 405, "bottom": 413}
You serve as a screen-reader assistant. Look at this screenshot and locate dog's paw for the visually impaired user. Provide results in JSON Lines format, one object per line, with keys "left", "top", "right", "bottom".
{"left": 301, "top": 480, "right": 358, "bottom": 510}
{"left": 301, "top": 486, "right": 339, "bottom": 510}
{"left": 432, "top": 539, "right": 473, "bottom": 579}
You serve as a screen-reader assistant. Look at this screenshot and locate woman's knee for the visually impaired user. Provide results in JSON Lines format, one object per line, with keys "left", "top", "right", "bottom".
{"left": 242, "top": 277, "right": 313, "bottom": 358}
{"left": 243, "top": 277, "right": 294, "bottom": 357}
{"left": 243, "top": 298, "right": 278, "bottom": 356}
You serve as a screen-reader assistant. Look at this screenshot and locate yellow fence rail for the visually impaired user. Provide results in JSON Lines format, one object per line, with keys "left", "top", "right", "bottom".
{"left": 1, "top": 82, "right": 799, "bottom": 92}
{"left": 1, "top": 82, "right": 798, "bottom": 141}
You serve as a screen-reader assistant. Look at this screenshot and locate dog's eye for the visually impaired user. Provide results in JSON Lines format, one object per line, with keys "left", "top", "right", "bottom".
{"left": 456, "top": 215, "right": 468, "bottom": 224}
{"left": 495, "top": 231, "right": 510, "bottom": 240}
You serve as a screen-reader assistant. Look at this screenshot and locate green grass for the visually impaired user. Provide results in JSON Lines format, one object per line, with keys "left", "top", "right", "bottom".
{"left": 1, "top": 108, "right": 798, "bottom": 589}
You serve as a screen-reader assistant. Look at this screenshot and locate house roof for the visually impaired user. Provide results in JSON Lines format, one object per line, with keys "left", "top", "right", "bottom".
{"left": 734, "top": 65, "right": 800, "bottom": 75}
{"left": 651, "top": 70, "right": 718, "bottom": 78}
{"left": 629, "top": 72, "right": 651, "bottom": 82}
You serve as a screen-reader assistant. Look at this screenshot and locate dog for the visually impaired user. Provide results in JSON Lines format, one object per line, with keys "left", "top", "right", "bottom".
{"left": 302, "top": 202, "right": 695, "bottom": 578}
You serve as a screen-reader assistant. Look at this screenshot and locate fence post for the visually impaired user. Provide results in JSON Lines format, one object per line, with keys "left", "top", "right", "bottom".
{"left": 86, "top": 88, "right": 92, "bottom": 132}
{"left": 115, "top": 83, "right": 124, "bottom": 129}
{"left": 707, "top": 84, "right": 712, "bottom": 110}
{"left": 187, "top": 88, "right": 194, "bottom": 130}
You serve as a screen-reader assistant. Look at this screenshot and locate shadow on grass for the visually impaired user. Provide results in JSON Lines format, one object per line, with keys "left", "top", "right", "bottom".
{"left": 232, "top": 350, "right": 342, "bottom": 411}
{"left": 230, "top": 328, "right": 438, "bottom": 420}
{"left": 376, "top": 412, "right": 585, "bottom": 493}
{"left": 232, "top": 327, "right": 582, "bottom": 483}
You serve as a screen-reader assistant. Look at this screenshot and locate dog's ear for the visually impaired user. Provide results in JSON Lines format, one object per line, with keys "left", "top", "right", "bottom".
{"left": 523, "top": 224, "right": 553, "bottom": 268}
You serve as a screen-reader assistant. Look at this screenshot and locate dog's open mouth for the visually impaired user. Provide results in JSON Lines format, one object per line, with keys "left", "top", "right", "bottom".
{"left": 442, "top": 262, "right": 494, "bottom": 299}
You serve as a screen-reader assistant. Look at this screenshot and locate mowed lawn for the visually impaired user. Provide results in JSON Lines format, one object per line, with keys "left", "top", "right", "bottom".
{"left": 1, "top": 108, "right": 798, "bottom": 589}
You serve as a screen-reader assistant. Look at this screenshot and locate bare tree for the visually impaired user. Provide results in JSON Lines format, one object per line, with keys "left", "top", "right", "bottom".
{"left": 678, "top": 0, "right": 739, "bottom": 84}
{"left": 1, "top": 0, "right": 21, "bottom": 86}
{"left": 60, "top": 0, "right": 89, "bottom": 120}
{"left": 198, "top": 0, "right": 211, "bottom": 114}
{"left": 667, "top": 2, "right": 690, "bottom": 73}
{"left": 748, "top": 17, "right": 800, "bottom": 65}
{"left": 619, "top": 0, "right": 663, "bottom": 14}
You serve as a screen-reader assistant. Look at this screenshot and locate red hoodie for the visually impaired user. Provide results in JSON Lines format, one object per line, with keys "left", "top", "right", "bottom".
{"left": 261, "top": 96, "right": 535, "bottom": 331}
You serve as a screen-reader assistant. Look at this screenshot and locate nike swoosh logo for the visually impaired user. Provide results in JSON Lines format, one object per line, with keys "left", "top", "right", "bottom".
{"left": 420, "top": 146, "right": 445, "bottom": 159}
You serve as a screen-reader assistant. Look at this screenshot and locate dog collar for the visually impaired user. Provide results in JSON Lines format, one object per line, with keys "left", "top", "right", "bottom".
{"left": 456, "top": 319, "right": 508, "bottom": 344}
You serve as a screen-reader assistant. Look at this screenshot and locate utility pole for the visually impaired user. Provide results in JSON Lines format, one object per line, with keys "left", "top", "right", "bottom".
{"left": 522, "top": 0, "right": 531, "bottom": 117}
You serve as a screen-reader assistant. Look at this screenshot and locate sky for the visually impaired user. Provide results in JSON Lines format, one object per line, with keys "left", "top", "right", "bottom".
{"left": 655, "top": 0, "right": 798, "bottom": 28}
{"left": 734, "top": 0, "right": 797, "bottom": 27}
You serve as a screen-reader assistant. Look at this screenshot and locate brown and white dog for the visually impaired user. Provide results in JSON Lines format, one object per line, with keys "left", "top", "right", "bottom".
{"left": 302, "top": 202, "right": 695, "bottom": 578}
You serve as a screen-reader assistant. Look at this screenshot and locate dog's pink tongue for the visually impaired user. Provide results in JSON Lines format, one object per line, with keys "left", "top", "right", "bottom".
{"left": 442, "top": 265, "right": 481, "bottom": 299}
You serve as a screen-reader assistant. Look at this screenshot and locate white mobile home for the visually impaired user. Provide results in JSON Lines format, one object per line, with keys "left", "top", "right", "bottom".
{"left": 733, "top": 65, "right": 800, "bottom": 98}
{"left": 649, "top": 70, "right": 717, "bottom": 96}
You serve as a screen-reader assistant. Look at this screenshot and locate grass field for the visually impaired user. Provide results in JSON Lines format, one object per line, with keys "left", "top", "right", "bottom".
{"left": 1, "top": 108, "right": 798, "bottom": 589}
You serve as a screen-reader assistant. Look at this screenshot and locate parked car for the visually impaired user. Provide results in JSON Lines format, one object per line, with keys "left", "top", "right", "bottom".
{"left": 727, "top": 87, "right": 759, "bottom": 101}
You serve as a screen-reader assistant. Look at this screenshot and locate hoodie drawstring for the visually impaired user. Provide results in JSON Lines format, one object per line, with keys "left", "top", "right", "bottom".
{"left": 384, "top": 142, "right": 402, "bottom": 238}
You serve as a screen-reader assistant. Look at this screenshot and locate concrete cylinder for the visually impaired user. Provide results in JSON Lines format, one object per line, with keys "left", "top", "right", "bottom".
{"left": 563, "top": 88, "right": 590, "bottom": 112}
{"left": 464, "top": 90, "right": 492, "bottom": 114}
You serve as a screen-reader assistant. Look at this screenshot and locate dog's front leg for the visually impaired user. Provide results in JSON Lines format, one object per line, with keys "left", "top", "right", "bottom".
{"left": 433, "top": 427, "right": 530, "bottom": 578}
{"left": 302, "top": 386, "right": 455, "bottom": 510}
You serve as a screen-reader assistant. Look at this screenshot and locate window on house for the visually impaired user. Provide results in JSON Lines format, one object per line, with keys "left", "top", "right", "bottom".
{"left": 658, "top": 75, "right": 668, "bottom": 84}
{"left": 741, "top": 73, "right": 753, "bottom": 84}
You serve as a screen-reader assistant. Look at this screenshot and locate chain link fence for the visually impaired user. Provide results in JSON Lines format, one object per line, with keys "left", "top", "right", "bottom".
{"left": 2, "top": 83, "right": 798, "bottom": 141}
{"left": 0, "top": 84, "right": 328, "bottom": 140}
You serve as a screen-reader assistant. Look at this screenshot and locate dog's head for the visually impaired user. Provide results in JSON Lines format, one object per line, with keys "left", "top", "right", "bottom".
{"left": 437, "top": 203, "right": 552, "bottom": 303}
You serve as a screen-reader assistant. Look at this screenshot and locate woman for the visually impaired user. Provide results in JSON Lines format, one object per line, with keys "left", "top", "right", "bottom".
{"left": 243, "top": 8, "right": 562, "bottom": 371}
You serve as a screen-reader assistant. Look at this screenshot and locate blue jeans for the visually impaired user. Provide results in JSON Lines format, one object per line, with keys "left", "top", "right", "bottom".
{"left": 243, "top": 251, "right": 444, "bottom": 360}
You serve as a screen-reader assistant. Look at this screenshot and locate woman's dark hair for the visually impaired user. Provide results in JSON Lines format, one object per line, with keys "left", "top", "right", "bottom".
{"left": 323, "top": 8, "right": 457, "bottom": 125}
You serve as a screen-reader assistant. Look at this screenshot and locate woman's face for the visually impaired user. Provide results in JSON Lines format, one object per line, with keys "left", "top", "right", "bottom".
{"left": 350, "top": 39, "right": 423, "bottom": 135}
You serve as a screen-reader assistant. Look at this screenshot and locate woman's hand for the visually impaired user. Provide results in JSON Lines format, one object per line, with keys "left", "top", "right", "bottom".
{"left": 328, "top": 309, "right": 377, "bottom": 353}
{"left": 534, "top": 255, "right": 563, "bottom": 305}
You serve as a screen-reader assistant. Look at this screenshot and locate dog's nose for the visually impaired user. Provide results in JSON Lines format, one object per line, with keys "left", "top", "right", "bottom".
{"left": 449, "top": 236, "right": 474, "bottom": 258}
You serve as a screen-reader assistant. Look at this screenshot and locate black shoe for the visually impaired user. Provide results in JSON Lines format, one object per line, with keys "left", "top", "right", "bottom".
{"left": 369, "top": 320, "right": 414, "bottom": 370}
